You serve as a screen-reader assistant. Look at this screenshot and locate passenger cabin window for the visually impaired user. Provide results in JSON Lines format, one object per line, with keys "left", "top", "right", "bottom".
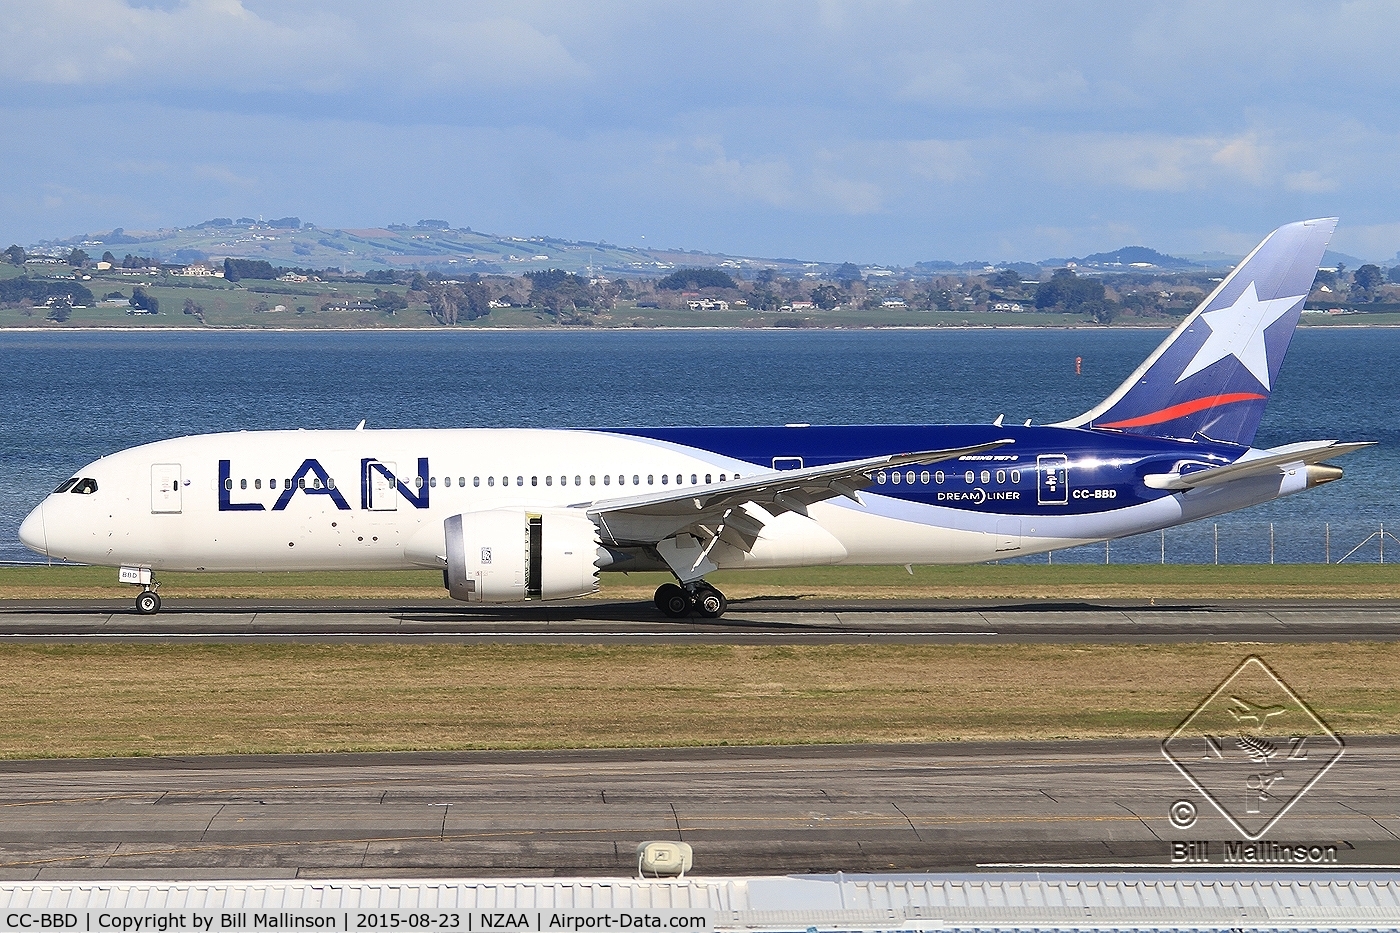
{"left": 891, "top": 471, "right": 901, "bottom": 484}
{"left": 517, "top": 476, "right": 523, "bottom": 486}
{"left": 965, "top": 471, "right": 974, "bottom": 484}
{"left": 691, "top": 474, "right": 698, "bottom": 484}
{"left": 877, "top": 472, "right": 887, "bottom": 484}
{"left": 603, "top": 475, "right": 611, "bottom": 485}
{"left": 474, "top": 477, "right": 480, "bottom": 487}
{"left": 1011, "top": 470, "right": 1020, "bottom": 483}
{"left": 545, "top": 476, "right": 552, "bottom": 486}
{"left": 240, "top": 479, "right": 247, "bottom": 490}
{"left": 590, "top": 475, "right": 596, "bottom": 485}
{"left": 53, "top": 478, "right": 79, "bottom": 494}
{"left": 487, "top": 476, "right": 495, "bottom": 487}
{"left": 633, "top": 475, "right": 640, "bottom": 485}
{"left": 996, "top": 470, "right": 1005, "bottom": 484}
{"left": 575, "top": 475, "right": 582, "bottom": 486}
{"left": 935, "top": 471, "right": 945, "bottom": 484}
{"left": 921, "top": 470, "right": 930, "bottom": 484}
{"left": 255, "top": 478, "right": 262, "bottom": 489}
{"left": 980, "top": 470, "right": 990, "bottom": 484}
{"left": 430, "top": 477, "right": 438, "bottom": 488}
{"left": 647, "top": 475, "right": 654, "bottom": 485}
{"left": 72, "top": 478, "right": 98, "bottom": 495}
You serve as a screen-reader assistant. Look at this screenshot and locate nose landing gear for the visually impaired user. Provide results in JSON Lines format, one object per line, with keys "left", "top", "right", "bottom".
{"left": 135, "top": 589, "right": 162, "bottom": 615}
{"left": 653, "top": 581, "right": 727, "bottom": 619}
{"left": 119, "top": 566, "right": 162, "bottom": 614}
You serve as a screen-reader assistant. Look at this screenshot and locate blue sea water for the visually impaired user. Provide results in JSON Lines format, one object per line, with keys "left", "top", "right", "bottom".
{"left": 0, "top": 327, "right": 1394, "bottom": 565}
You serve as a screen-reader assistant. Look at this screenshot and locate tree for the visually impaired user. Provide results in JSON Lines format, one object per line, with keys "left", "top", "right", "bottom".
{"left": 223, "top": 258, "right": 276, "bottom": 281}
{"left": 101, "top": 251, "right": 117, "bottom": 265}
{"left": 46, "top": 301, "right": 72, "bottom": 323}
{"left": 371, "top": 288, "right": 408, "bottom": 315}
{"left": 656, "top": 267, "right": 736, "bottom": 291}
{"left": 129, "top": 286, "right": 159, "bottom": 314}
{"left": 810, "top": 284, "right": 843, "bottom": 310}
{"left": 1388, "top": 266, "right": 1400, "bottom": 285}
{"left": 988, "top": 269, "right": 1021, "bottom": 290}
{"left": 181, "top": 297, "right": 204, "bottom": 318}
{"left": 1034, "top": 268, "right": 1106, "bottom": 311}
{"left": 832, "top": 262, "right": 863, "bottom": 285}
{"left": 1353, "top": 263, "right": 1384, "bottom": 298}
{"left": 67, "top": 248, "right": 90, "bottom": 267}
{"left": 3, "top": 245, "right": 25, "bottom": 265}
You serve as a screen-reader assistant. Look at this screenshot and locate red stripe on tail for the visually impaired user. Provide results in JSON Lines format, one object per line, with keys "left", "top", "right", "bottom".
{"left": 1097, "top": 392, "right": 1266, "bottom": 430}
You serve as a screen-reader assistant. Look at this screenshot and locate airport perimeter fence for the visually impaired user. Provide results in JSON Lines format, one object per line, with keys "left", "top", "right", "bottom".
{"left": 1021, "top": 519, "right": 1400, "bottom": 565}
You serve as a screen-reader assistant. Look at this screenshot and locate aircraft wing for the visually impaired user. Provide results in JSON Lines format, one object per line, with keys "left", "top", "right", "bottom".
{"left": 1143, "top": 440, "right": 1373, "bottom": 491}
{"left": 579, "top": 438, "right": 1015, "bottom": 549}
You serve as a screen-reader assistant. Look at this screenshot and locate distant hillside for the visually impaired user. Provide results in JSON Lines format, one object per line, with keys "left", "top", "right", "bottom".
{"left": 1073, "top": 246, "right": 1195, "bottom": 269}
{"left": 28, "top": 219, "right": 824, "bottom": 278}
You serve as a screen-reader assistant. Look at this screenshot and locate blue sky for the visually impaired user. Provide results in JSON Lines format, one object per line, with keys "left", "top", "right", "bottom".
{"left": 2, "top": 0, "right": 1398, "bottom": 264}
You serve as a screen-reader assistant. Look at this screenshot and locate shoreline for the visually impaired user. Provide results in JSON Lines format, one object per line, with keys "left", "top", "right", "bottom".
{"left": 3, "top": 321, "right": 1398, "bottom": 334}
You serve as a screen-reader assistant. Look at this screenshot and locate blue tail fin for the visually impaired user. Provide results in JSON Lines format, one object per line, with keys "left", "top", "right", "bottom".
{"left": 1058, "top": 218, "right": 1336, "bottom": 446}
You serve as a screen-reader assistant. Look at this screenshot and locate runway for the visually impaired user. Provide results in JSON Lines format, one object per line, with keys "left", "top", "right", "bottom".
{"left": 0, "top": 737, "right": 1397, "bottom": 880}
{"left": 0, "top": 597, "right": 1398, "bottom": 643}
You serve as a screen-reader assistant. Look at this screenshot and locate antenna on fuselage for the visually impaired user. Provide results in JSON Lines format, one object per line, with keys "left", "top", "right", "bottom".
{"left": 993, "top": 414, "right": 1004, "bottom": 427}
{"left": 355, "top": 419, "right": 366, "bottom": 430}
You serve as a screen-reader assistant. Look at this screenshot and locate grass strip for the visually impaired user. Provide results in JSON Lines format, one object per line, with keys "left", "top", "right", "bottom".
{"left": 0, "top": 642, "right": 1393, "bottom": 759}
{"left": 3, "top": 564, "right": 1400, "bottom": 601}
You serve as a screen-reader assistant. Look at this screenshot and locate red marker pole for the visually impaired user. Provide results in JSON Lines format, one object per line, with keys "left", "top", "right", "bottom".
{"left": 1075, "top": 356, "right": 1082, "bottom": 376}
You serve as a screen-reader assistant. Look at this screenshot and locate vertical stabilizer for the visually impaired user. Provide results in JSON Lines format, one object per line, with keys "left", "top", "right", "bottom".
{"left": 1056, "top": 218, "right": 1336, "bottom": 446}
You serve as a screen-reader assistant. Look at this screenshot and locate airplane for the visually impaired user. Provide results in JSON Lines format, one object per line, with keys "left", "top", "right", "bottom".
{"left": 18, "top": 217, "right": 1370, "bottom": 618}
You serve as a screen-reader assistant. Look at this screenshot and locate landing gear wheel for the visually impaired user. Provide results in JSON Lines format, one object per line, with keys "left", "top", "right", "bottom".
{"left": 135, "top": 590, "right": 161, "bottom": 615}
{"left": 692, "top": 585, "right": 727, "bottom": 619}
{"left": 656, "top": 583, "right": 690, "bottom": 618}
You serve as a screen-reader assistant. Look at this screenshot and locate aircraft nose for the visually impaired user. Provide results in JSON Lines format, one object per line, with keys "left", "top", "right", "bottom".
{"left": 18, "top": 502, "right": 47, "bottom": 556}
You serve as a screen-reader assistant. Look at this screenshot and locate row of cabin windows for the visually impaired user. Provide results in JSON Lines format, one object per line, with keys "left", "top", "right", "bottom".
{"left": 224, "top": 472, "right": 738, "bottom": 492}
{"left": 469, "top": 472, "right": 733, "bottom": 488}
{"left": 875, "top": 468, "right": 1021, "bottom": 486}
{"left": 230, "top": 476, "right": 337, "bottom": 491}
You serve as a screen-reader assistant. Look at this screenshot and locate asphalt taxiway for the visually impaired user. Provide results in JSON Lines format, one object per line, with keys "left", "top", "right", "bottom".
{"left": 0, "top": 597, "right": 1398, "bottom": 643}
{"left": 0, "top": 737, "right": 1396, "bottom": 880}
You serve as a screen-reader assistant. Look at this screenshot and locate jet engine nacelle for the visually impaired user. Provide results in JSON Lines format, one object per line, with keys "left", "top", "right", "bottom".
{"left": 443, "top": 508, "right": 601, "bottom": 602}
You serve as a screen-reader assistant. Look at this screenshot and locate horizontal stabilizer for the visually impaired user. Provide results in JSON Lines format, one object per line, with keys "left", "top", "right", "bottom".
{"left": 1143, "top": 440, "right": 1373, "bottom": 491}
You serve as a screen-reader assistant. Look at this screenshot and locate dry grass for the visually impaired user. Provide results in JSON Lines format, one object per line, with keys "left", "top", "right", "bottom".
{"left": 0, "top": 642, "right": 1395, "bottom": 759}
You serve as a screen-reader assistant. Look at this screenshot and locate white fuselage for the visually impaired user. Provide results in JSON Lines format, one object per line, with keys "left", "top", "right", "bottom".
{"left": 20, "top": 427, "right": 1308, "bottom": 578}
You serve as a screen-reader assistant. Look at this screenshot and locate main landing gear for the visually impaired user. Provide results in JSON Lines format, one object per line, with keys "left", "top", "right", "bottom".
{"left": 654, "top": 581, "right": 727, "bottom": 619}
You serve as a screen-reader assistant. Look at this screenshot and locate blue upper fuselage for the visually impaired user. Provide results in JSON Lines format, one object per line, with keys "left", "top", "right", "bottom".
{"left": 611, "top": 424, "right": 1244, "bottom": 516}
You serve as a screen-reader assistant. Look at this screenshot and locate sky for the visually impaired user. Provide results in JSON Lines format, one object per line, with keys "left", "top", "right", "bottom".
{"left": 2, "top": 0, "right": 1399, "bottom": 265}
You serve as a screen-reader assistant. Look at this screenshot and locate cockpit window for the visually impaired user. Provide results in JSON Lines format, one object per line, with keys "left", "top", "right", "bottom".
{"left": 53, "top": 478, "right": 79, "bottom": 494}
{"left": 71, "top": 478, "right": 98, "bottom": 495}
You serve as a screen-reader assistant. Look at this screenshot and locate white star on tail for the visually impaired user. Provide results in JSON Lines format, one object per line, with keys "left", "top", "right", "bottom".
{"left": 1174, "top": 282, "right": 1305, "bottom": 390}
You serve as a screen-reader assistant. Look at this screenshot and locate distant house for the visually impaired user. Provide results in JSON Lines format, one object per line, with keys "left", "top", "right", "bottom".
{"left": 277, "top": 272, "right": 310, "bottom": 283}
{"left": 687, "top": 299, "right": 729, "bottom": 311}
{"left": 321, "top": 299, "right": 377, "bottom": 313}
{"left": 990, "top": 302, "right": 1025, "bottom": 312}
{"left": 880, "top": 298, "right": 907, "bottom": 308}
{"left": 172, "top": 264, "right": 223, "bottom": 278}
{"left": 790, "top": 300, "right": 815, "bottom": 311}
